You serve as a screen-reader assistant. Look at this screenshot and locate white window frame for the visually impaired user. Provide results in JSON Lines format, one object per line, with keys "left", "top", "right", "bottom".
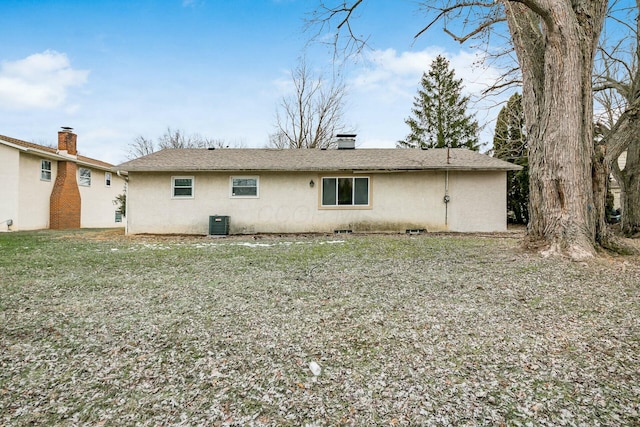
{"left": 230, "top": 176, "right": 259, "bottom": 198}
{"left": 321, "top": 176, "right": 370, "bottom": 208}
{"left": 172, "top": 176, "right": 194, "bottom": 199}
{"left": 41, "top": 160, "right": 52, "bottom": 181}
{"left": 79, "top": 168, "right": 92, "bottom": 186}
{"left": 105, "top": 172, "right": 112, "bottom": 187}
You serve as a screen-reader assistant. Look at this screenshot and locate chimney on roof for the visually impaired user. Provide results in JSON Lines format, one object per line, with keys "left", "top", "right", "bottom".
{"left": 51, "top": 127, "right": 81, "bottom": 229}
{"left": 58, "top": 127, "right": 77, "bottom": 155}
{"left": 336, "top": 133, "right": 356, "bottom": 150}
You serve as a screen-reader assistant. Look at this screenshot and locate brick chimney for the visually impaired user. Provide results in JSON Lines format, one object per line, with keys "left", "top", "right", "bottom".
{"left": 50, "top": 128, "right": 81, "bottom": 229}
{"left": 57, "top": 126, "right": 77, "bottom": 155}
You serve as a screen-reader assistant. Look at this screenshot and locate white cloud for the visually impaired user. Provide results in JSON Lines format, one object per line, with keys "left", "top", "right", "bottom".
{"left": 351, "top": 47, "right": 500, "bottom": 100}
{"left": 345, "top": 47, "right": 512, "bottom": 150}
{"left": 0, "top": 50, "right": 89, "bottom": 110}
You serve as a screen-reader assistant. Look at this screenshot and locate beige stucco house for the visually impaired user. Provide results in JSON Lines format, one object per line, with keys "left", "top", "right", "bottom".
{"left": 117, "top": 143, "right": 521, "bottom": 235}
{"left": 0, "top": 129, "right": 127, "bottom": 232}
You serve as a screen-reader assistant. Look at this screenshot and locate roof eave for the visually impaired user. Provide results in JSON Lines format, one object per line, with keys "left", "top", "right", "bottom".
{"left": 120, "top": 166, "right": 520, "bottom": 173}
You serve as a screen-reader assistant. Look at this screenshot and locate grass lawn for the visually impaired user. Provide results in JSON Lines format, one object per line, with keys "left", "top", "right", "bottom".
{"left": 1, "top": 229, "right": 639, "bottom": 426}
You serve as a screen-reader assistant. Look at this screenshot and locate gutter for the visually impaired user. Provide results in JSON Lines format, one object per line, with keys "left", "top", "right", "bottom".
{"left": 2, "top": 139, "right": 119, "bottom": 172}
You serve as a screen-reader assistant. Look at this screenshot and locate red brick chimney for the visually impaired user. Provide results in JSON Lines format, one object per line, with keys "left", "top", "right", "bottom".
{"left": 50, "top": 128, "right": 81, "bottom": 229}
{"left": 57, "top": 127, "right": 77, "bottom": 155}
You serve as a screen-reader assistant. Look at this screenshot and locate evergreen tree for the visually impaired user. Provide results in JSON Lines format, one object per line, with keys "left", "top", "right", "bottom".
{"left": 398, "top": 55, "right": 479, "bottom": 150}
{"left": 493, "top": 92, "right": 529, "bottom": 224}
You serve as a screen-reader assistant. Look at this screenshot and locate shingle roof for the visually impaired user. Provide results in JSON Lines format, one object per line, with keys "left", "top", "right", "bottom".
{"left": 116, "top": 147, "right": 522, "bottom": 172}
{"left": 0, "top": 134, "right": 115, "bottom": 170}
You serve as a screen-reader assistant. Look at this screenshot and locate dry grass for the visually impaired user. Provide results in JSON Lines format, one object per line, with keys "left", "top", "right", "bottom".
{"left": 1, "top": 229, "right": 639, "bottom": 426}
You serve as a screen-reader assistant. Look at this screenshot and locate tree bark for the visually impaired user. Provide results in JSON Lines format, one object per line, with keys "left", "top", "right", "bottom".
{"left": 504, "top": 0, "right": 607, "bottom": 259}
{"left": 619, "top": 142, "right": 640, "bottom": 236}
{"left": 597, "top": 97, "right": 640, "bottom": 239}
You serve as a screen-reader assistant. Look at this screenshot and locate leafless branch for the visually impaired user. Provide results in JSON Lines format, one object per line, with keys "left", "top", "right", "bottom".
{"left": 414, "top": 1, "right": 499, "bottom": 40}
{"left": 443, "top": 17, "right": 506, "bottom": 44}
{"left": 271, "top": 59, "right": 348, "bottom": 149}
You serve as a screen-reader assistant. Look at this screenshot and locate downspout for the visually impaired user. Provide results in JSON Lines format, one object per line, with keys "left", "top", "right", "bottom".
{"left": 444, "top": 147, "right": 450, "bottom": 227}
{"left": 444, "top": 170, "right": 450, "bottom": 226}
{"left": 116, "top": 170, "right": 129, "bottom": 234}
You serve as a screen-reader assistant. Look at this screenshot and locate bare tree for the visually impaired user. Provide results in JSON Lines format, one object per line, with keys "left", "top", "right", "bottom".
{"left": 505, "top": 1, "right": 606, "bottom": 259}
{"left": 271, "top": 59, "right": 349, "bottom": 149}
{"left": 594, "top": 0, "right": 640, "bottom": 237}
{"left": 126, "top": 127, "right": 237, "bottom": 159}
{"left": 127, "top": 136, "right": 156, "bottom": 159}
{"left": 157, "top": 127, "right": 230, "bottom": 150}
{"left": 309, "top": 1, "right": 609, "bottom": 259}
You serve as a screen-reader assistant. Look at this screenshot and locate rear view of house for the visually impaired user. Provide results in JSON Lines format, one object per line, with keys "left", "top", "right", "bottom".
{"left": 0, "top": 128, "right": 127, "bottom": 231}
{"left": 117, "top": 138, "right": 521, "bottom": 235}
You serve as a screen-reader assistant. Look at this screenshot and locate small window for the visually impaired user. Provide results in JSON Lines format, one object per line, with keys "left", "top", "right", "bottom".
{"left": 172, "top": 176, "right": 194, "bottom": 198}
{"left": 105, "top": 172, "right": 112, "bottom": 187}
{"left": 41, "top": 160, "right": 52, "bottom": 181}
{"left": 230, "top": 176, "right": 259, "bottom": 198}
{"left": 322, "top": 176, "right": 369, "bottom": 207}
{"left": 115, "top": 211, "right": 123, "bottom": 223}
{"left": 79, "top": 168, "right": 91, "bottom": 186}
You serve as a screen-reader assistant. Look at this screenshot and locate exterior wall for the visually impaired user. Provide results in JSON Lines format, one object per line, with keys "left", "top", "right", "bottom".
{"left": 126, "top": 170, "right": 508, "bottom": 235}
{"left": 1, "top": 144, "right": 126, "bottom": 231}
{"left": 18, "top": 152, "right": 57, "bottom": 230}
{"left": 447, "top": 172, "right": 508, "bottom": 232}
{"left": 0, "top": 144, "right": 20, "bottom": 231}
{"left": 78, "top": 168, "right": 126, "bottom": 228}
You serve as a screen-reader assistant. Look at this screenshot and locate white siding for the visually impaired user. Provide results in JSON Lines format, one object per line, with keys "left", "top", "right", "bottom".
{"left": 17, "top": 153, "right": 56, "bottom": 230}
{"left": 0, "top": 144, "right": 20, "bottom": 231}
{"left": 78, "top": 168, "right": 127, "bottom": 228}
{"left": 1, "top": 143, "right": 127, "bottom": 231}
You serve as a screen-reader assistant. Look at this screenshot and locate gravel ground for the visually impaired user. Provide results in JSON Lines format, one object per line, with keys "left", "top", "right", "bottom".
{"left": 1, "top": 230, "right": 639, "bottom": 426}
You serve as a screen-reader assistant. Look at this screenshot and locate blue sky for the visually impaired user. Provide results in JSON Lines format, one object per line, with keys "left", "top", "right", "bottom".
{"left": 0, "top": 0, "right": 508, "bottom": 164}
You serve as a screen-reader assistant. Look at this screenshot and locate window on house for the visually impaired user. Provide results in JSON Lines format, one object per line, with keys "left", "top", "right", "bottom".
{"left": 79, "top": 168, "right": 91, "bottom": 186}
{"left": 41, "top": 160, "right": 52, "bottom": 181}
{"left": 115, "top": 211, "right": 123, "bottom": 223}
{"left": 322, "top": 177, "right": 370, "bottom": 206}
{"left": 105, "top": 172, "right": 112, "bottom": 187}
{"left": 172, "top": 176, "right": 194, "bottom": 198}
{"left": 230, "top": 176, "right": 259, "bottom": 197}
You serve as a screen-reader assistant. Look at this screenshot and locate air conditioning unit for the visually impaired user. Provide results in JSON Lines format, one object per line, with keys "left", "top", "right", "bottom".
{"left": 209, "top": 215, "right": 229, "bottom": 236}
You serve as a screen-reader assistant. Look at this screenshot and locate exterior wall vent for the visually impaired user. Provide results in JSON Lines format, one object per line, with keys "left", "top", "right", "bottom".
{"left": 406, "top": 228, "right": 426, "bottom": 235}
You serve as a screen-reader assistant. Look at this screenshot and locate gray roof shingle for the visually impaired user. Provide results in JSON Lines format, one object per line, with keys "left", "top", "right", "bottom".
{"left": 116, "top": 148, "right": 522, "bottom": 172}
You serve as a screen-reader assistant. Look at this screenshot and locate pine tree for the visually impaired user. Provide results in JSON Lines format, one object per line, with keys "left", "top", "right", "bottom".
{"left": 399, "top": 55, "right": 479, "bottom": 150}
{"left": 493, "top": 93, "right": 529, "bottom": 224}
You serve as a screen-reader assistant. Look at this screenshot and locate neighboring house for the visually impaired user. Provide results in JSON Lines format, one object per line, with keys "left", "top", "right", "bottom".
{"left": 117, "top": 139, "right": 521, "bottom": 235}
{"left": 610, "top": 151, "right": 627, "bottom": 210}
{"left": 0, "top": 128, "right": 127, "bottom": 231}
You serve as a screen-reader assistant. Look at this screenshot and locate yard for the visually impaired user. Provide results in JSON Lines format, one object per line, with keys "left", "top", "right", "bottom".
{"left": 1, "top": 229, "right": 639, "bottom": 426}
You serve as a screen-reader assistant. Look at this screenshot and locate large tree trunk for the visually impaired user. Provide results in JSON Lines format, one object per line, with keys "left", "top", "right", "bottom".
{"left": 594, "top": 0, "right": 640, "bottom": 245}
{"left": 504, "top": 0, "right": 606, "bottom": 259}
{"left": 601, "top": 99, "right": 640, "bottom": 239}
{"left": 593, "top": 140, "right": 610, "bottom": 245}
{"left": 619, "top": 142, "right": 640, "bottom": 236}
